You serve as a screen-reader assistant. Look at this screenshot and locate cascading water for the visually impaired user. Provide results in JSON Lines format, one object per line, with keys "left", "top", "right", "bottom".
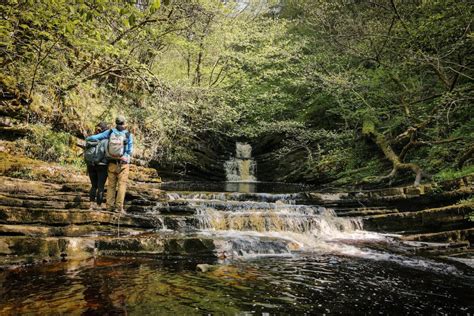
{"left": 6, "top": 188, "right": 471, "bottom": 314}
{"left": 224, "top": 142, "right": 257, "bottom": 182}
{"left": 152, "top": 190, "right": 369, "bottom": 258}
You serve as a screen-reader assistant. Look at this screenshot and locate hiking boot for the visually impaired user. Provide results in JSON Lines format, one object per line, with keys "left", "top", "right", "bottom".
{"left": 117, "top": 207, "right": 126, "bottom": 214}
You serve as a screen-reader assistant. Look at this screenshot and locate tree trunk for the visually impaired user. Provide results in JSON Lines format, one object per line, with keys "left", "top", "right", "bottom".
{"left": 363, "top": 121, "right": 424, "bottom": 186}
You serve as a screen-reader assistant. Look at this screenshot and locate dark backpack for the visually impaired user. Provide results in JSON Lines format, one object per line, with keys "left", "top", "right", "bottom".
{"left": 84, "top": 140, "right": 106, "bottom": 165}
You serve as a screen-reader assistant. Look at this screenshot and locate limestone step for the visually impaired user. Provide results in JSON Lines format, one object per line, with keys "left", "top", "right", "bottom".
{"left": 0, "top": 206, "right": 158, "bottom": 228}
{"left": 96, "top": 234, "right": 221, "bottom": 258}
{"left": 401, "top": 240, "right": 471, "bottom": 256}
{"left": 1, "top": 192, "right": 88, "bottom": 202}
{"left": 400, "top": 227, "right": 474, "bottom": 243}
{"left": 164, "top": 192, "right": 306, "bottom": 203}
{"left": 334, "top": 207, "right": 399, "bottom": 217}
{"left": 0, "top": 234, "right": 227, "bottom": 266}
{"left": 0, "top": 194, "right": 90, "bottom": 210}
{"left": 362, "top": 203, "right": 474, "bottom": 234}
{"left": 126, "top": 203, "right": 197, "bottom": 215}
{"left": 0, "top": 224, "right": 149, "bottom": 238}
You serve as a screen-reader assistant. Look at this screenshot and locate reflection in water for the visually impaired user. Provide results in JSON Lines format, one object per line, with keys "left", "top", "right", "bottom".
{"left": 0, "top": 256, "right": 473, "bottom": 315}
{"left": 224, "top": 181, "right": 256, "bottom": 193}
{"left": 159, "top": 181, "right": 316, "bottom": 193}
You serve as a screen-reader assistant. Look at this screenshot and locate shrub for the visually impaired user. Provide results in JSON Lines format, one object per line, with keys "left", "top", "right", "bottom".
{"left": 21, "top": 124, "right": 78, "bottom": 163}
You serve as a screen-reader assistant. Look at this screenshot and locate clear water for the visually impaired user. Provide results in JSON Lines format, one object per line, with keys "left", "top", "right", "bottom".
{"left": 158, "top": 181, "right": 317, "bottom": 193}
{"left": 0, "top": 255, "right": 472, "bottom": 315}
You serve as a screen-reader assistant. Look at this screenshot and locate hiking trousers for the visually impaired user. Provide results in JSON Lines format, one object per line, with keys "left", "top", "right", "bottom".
{"left": 106, "top": 162, "right": 130, "bottom": 211}
{"left": 87, "top": 164, "right": 108, "bottom": 206}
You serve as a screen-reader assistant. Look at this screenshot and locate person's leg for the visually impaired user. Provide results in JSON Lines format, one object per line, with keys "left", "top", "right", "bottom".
{"left": 87, "top": 165, "right": 98, "bottom": 206}
{"left": 96, "top": 165, "right": 108, "bottom": 207}
{"left": 106, "top": 163, "right": 118, "bottom": 211}
{"left": 115, "top": 163, "right": 130, "bottom": 212}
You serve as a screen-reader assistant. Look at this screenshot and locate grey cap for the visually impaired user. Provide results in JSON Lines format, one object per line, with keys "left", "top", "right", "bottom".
{"left": 115, "top": 115, "right": 126, "bottom": 125}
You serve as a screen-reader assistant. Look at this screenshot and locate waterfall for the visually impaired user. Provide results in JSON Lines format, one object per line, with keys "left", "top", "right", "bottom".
{"left": 224, "top": 142, "right": 257, "bottom": 182}
{"left": 144, "top": 190, "right": 379, "bottom": 258}
{"left": 195, "top": 207, "right": 362, "bottom": 236}
{"left": 188, "top": 192, "right": 366, "bottom": 255}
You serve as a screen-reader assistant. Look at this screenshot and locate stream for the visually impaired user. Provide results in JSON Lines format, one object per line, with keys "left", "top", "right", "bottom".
{"left": 0, "top": 182, "right": 473, "bottom": 314}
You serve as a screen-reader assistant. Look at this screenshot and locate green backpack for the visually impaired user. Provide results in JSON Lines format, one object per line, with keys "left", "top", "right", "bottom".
{"left": 84, "top": 140, "right": 106, "bottom": 165}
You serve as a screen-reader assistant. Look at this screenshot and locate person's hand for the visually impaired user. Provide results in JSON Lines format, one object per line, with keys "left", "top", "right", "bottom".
{"left": 120, "top": 156, "right": 129, "bottom": 163}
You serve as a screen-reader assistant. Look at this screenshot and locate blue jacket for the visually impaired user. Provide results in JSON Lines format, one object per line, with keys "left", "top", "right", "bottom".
{"left": 86, "top": 128, "right": 134, "bottom": 163}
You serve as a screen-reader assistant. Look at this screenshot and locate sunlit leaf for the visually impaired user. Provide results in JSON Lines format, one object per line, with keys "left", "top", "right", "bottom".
{"left": 150, "top": 0, "right": 161, "bottom": 12}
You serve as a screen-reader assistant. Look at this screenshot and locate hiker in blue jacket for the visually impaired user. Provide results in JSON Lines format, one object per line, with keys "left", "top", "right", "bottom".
{"left": 87, "top": 116, "right": 134, "bottom": 213}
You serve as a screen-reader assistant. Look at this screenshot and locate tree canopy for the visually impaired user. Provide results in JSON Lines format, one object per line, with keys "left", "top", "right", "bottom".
{"left": 1, "top": 0, "right": 473, "bottom": 185}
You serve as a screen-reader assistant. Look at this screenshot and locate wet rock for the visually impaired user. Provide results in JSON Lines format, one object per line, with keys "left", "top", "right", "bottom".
{"left": 363, "top": 203, "right": 473, "bottom": 234}
{"left": 404, "top": 186, "right": 423, "bottom": 196}
{"left": 0, "top": 206, "right": 156, "bottom": 228}
{"left": 196, "top": 263, "right": 218, "bottom": 272}
{"left": 335, "top": 207, "right": 399, "bottom": 217}
{"left": 401, "top": 228, "right": 474, "bottom": 244}
{"left": 96, "top": 236, "right": 165, "bottom": 254}
{"left": 164, "top": 237, "right": 217, "bottom": 257}
{"left": 402, "top": 240, "right": 470, "bottom": 256}
{"left": 94, "top": 235, "right": 221, "bottom": 258}
{"left": 378, "top": 187, "right": 405, "bottom": 197}
{"left": 0, "top": 237, "right": 95, "bottom": 263}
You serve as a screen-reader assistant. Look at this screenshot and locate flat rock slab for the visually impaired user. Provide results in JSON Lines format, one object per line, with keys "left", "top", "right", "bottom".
{"left": 362, "top": 203, "right": 474, "bottom": 234}
{"left": 0, "top": 224, "right": 147, "bottom": 237}
{"left": 0, "top": 206, "right": 158, "bottom": 228}
{"left": 0, "top": 234, "right": 226, "bottom": 267}
{"left": 401, "top": 227, "right": 474, "bottom": 244}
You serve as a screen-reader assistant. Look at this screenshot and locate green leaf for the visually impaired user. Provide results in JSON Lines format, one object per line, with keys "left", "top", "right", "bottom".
{"left": 128, "top": 13, "right": 136, "bottom": 26}
{"left": 123, "top": 18, "right": 130, "bottom": 28}
{"left": 150, "top": 0, "right": 161, "bottom": 12}
{"left": 120, "top": 7, "right": 129, "bottom": 15}
{"left": 65, "top": 22, "right": 74, "bottom": 34}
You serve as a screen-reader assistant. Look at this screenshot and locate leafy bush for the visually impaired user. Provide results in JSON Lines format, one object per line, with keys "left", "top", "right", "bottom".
{"left": 433, "top": 165, "right": 474, "bottom": 182}
{"left": 21, "top": 125, "right": 80, "bottom": 164}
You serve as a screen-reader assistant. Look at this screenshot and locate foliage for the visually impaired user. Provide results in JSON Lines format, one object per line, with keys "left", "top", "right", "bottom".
{"left": 221, "top": 0, "right": 474, "bottom": 184}
{"left": 433, "top": 166, "right": 474, "bottom": 182}
{"left": 20, "top": 124, "right": 80, "bottom": 164}
{"left": 2, "top": 0, "right": 473, "bottom": 183}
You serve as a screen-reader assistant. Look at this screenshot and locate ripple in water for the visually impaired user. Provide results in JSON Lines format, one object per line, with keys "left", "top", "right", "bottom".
{"left": 0, "top": 256, "right": 472, "bottom": 315}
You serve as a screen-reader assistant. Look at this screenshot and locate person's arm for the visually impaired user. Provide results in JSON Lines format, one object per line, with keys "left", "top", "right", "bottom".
{"left": 86, "top": 129, "right": 111, "bottom": 141}
{"left": 122, "top": 133, "right": 133, "bottom": 163}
